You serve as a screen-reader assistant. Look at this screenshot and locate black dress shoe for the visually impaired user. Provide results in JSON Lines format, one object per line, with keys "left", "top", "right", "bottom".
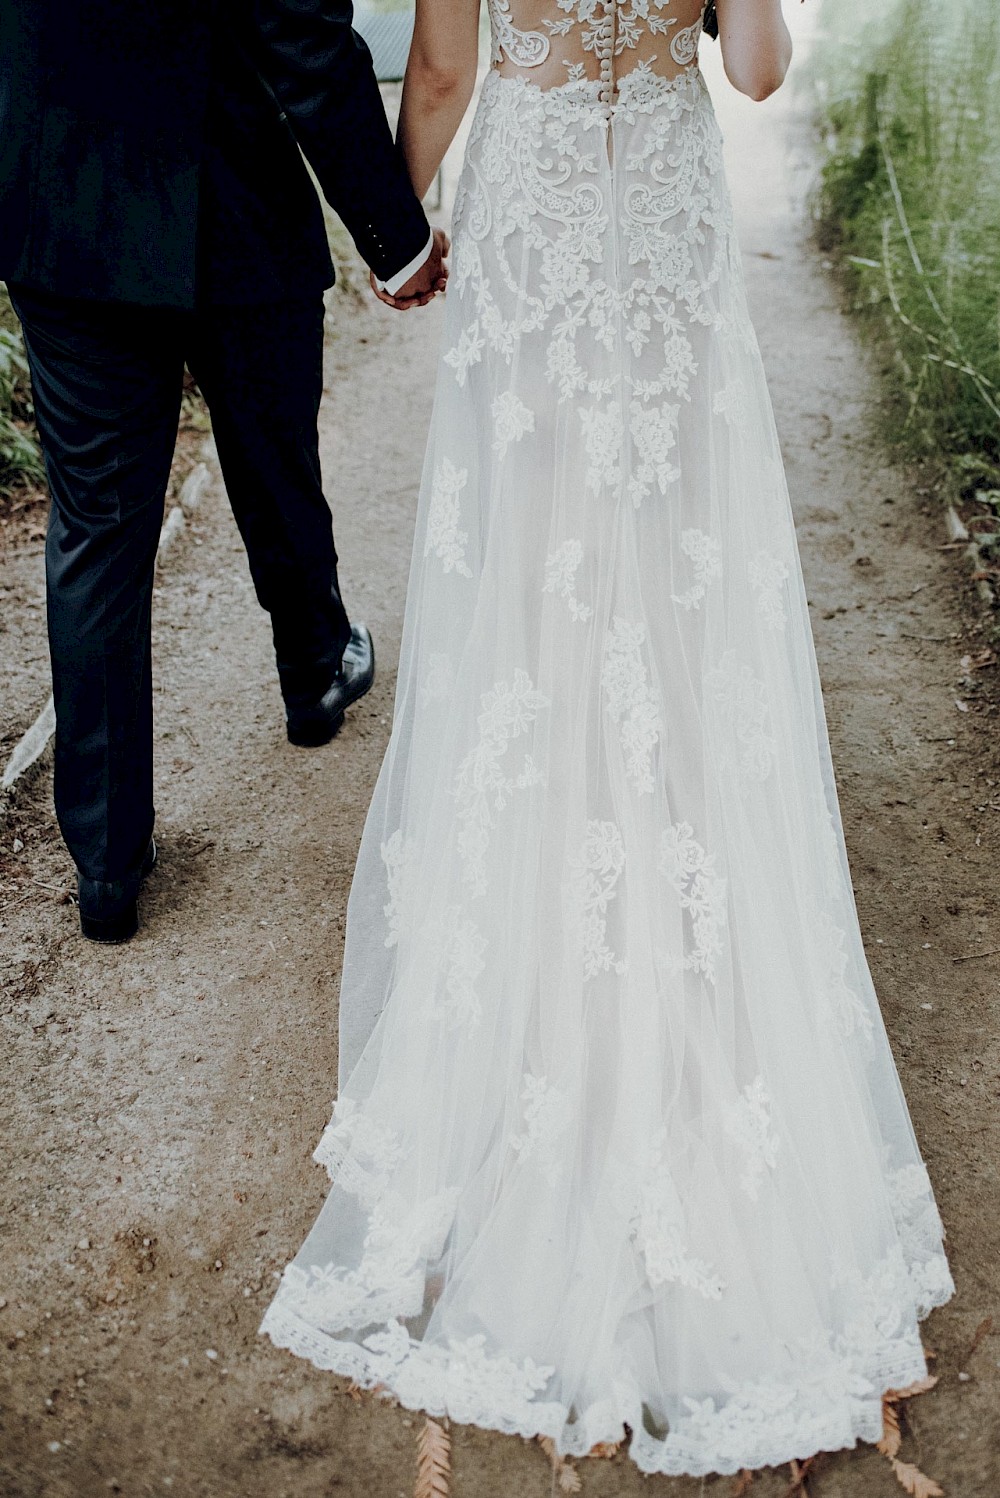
{"left": 286, "top": 623, "right": 375, "bottom": 748}
{"left": 78, "top": 839, "right": 157, "bottom": 944}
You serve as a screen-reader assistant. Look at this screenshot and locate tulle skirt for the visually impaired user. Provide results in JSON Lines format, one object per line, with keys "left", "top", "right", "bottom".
{"left": 261, "top": 65, "right": 953, "bottom": 1476}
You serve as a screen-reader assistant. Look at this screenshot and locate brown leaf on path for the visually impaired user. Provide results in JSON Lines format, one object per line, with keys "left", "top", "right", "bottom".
{"left": 415, "top": 1417, "right": 451, "bottom": 1498}
{"left": 730, "top": 1469, "right": 756, "bottom": 1496}
{"left": 587, "top": 1440, "right": 621, "bottom": 1459}
{"left": 877, "top": 1397, "right": 902, "bottom": 1459}
{"left": 537, "top": 1435, "right": 583, "bottom": 1493}
{"left": 890, "top": 1457, "right": 944, "bottom": 1498}
{"left": 885, "top": 1374, "right": 938, "bottom": 1402}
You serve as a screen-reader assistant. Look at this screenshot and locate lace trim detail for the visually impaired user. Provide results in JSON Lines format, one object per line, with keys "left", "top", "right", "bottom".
{"left": 270, "top": 1188, "right": 458, "bottom": 1330}
{"left": 262, "top": 1240, "right": 952, "bottom": 1478}
{"left": 489, "top": 0, "right": 551, "bottom": 69}
{"left": 486, "top": 0, "right": 704, "bottom": 111}
{"left": 314, "top": 1097, "right": 407, "bottom": 1205}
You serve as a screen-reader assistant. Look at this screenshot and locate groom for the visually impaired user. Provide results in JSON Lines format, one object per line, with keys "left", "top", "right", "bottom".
{"left": 0, "top": 0, "right": 445, "bottom": 943}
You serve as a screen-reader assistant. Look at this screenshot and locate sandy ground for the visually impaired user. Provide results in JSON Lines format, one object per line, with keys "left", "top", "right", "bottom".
{"left": 3, "top": 18, "right": 1000, "bottom": 1498}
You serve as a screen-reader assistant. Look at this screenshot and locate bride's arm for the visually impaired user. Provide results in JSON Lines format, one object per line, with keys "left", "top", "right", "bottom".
{"left": 398, "top": 0, "right": 481, "bottom": 200}
{"left": 714, "top": 0, "right": 793, "bottom": 102}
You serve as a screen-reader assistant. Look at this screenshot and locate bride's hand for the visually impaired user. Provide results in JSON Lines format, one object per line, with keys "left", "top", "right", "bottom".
{"left": 371, "top": 227, "right": 450, "bottom": 311}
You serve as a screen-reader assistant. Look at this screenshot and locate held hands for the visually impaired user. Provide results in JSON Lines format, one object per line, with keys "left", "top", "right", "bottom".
{"left": 371, "top": 227, "right": 450, "bottom": 311}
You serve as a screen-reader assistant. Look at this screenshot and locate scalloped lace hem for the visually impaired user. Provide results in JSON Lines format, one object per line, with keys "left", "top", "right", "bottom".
{"left": 260, "top": 1269, "right": 953, "bottom": 1479}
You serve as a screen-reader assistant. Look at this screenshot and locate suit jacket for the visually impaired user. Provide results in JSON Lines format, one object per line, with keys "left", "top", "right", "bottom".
{"left": 0, "top": 0, "right": 431, "bottom": 308}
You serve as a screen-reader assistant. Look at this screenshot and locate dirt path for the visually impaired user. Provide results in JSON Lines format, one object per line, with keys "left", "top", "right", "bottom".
{"left": 3, "top": 20, "right": 999, "bottom": 1498}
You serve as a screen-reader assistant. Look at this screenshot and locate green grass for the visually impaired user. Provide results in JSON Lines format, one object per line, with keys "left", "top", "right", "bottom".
{"left": 0, "top": 286, "right": 44, "bottom": 498}
{"left": 813, "top": 0, "right": 1000, "bottom": 513}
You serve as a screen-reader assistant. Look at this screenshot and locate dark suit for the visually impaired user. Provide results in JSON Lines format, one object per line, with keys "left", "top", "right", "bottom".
{"left": 0, "top": 0, "right": 429, "bottom": 889}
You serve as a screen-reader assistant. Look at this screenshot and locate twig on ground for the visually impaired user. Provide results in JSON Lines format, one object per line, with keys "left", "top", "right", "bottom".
{"left": 782, "top": 1456, "right": 816, "bottom": 1496}
{"left": 964, "top": 1315, "right": 993, "bottom": 1364}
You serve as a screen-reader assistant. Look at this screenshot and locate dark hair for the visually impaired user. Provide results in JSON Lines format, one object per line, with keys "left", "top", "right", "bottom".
{"left": 703, "top": 2, "right": 719, "bottom": 39}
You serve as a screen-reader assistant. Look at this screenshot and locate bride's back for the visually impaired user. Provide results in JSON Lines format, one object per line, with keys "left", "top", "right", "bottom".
{"left": 487, "top": 0, "right": 709, "bottom": 100}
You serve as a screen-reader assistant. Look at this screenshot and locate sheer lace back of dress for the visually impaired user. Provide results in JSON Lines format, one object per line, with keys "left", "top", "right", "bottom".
{"left": 488, "top": 0, "right": 709, "bottom": 101}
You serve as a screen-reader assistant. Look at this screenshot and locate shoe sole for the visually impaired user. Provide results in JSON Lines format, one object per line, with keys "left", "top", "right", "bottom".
{"left": 286, "top": 658, "right": 376, "bottom": 748}
{"left": 81, "top": 906, "right": 139, "bottom": 943}
{"left": 286, "top": 707, "right": 346, "bottom": 748}
{"left": 78, "top": 839, "right": 157, "bottom": 944}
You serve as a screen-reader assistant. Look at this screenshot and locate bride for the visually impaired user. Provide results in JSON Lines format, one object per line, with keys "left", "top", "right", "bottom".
{"left": 261, "top": 0, "right": 953, "bottom": 1475}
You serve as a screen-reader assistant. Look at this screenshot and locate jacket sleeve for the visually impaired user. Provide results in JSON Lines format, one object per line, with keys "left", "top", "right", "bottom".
{"left": 251, "top": 0, "right": 431, "bottom": 282}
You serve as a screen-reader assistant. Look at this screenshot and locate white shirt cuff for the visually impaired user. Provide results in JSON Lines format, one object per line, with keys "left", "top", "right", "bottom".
{"left": 375, "top": 230, "right": 435, "bottom": 297}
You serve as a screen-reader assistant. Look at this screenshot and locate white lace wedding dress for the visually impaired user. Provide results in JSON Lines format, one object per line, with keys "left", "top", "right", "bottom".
{"left": 261, "top": 0, "right": 953, "bottom": 1474}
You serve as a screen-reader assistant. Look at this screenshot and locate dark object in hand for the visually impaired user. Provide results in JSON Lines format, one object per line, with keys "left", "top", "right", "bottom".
{"left": 703, "top": 2, "right": 718, "bottom": 39}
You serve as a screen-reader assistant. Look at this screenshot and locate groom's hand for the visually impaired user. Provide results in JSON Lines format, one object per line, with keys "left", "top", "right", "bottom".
{"left": 371, "top": 228, "right": 450, "bottom": 311}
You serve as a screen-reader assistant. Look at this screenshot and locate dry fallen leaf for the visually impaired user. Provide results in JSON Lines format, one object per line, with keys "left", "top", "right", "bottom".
{"left": 587, "top": 1440, "right": 621, "bottom": 1459}
{"left": 415, "top": 1418, "right": 451, "bottom": 1498}
{"left": 877, "top": 1398, "right": 902, "bottom": 1459}
{"left": 538, "top": 1435, "right": 583, "bottom": 1493}
{"left": 731, "top": 1469, "right": 756, "bottom": 1496}
{"left": 885, "top": 1374, "right": 938, "bottom": 1402}
{"left": 890, "top": 1458, "right": 944, "bottom": 1498}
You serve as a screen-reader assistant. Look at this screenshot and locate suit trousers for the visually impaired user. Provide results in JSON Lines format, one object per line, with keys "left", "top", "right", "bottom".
{"left": 8, "top": 284, "right": 352, "bottom": 884}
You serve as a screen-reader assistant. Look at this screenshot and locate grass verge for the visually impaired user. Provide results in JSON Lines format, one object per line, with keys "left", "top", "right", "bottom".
{"left": 812, "top": 0, "right": 1000, "bottom": 601}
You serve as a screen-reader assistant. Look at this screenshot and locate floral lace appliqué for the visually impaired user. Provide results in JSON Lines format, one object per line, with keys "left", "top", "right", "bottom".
{"left": 725, "top": 1076, "right": 780, "bottom": 1200}
{"left": 705, "top": 651, "right": 776, "bottom": 784}
{"left": 493, "top": 390, "right": 536, "bottom": 457}
{"left": 510, "top": 1074, "right": 572, "bottom": 1184}
{"left": 421, "top": 652, "right": 456, "bottom": 705}
{"left": 659, "top": 820, "right": 727, "bottom": 982}
{"left": 569, "top": 819, "right": 628, "bottom": 979}
{"left": 602, "top": 616, "right": 663, "bottom": 793}
{"left": 381, "top": 830, "right": 419, "bottom": 949}
{"left": 455, "top": 670, "right": 548, "bottom": 896}
{"left": 631, "top": 1129, "right": 726, "bottom": 1299}
{"left": 435, "top": 912, "right": 489, "bottom": 1030}
{"left": 543, "top": 539, "right": 593, "bottom": 621}
{"left": 749, "top": 549, "right": 790, "bottom": 630}
{"left": 426, "top": 458, "right": 473, "bottom": 577}
{"left": 672, "top": 528, "right": 722, "bottom": 611}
